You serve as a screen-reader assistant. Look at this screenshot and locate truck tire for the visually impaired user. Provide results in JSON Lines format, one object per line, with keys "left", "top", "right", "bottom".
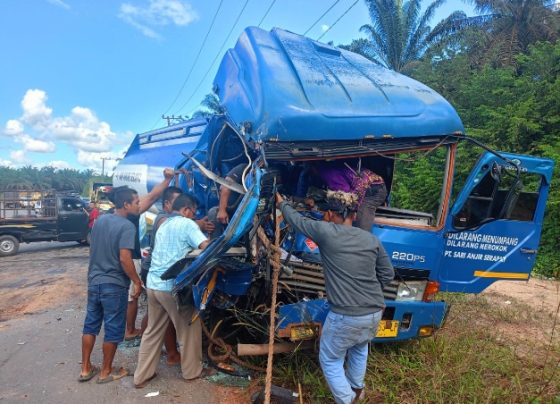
{"left": 0, "top": 235, "right": 19, "bottom": 257}
{"left": 77, "top": 232, "right": 91, "bottom": 246}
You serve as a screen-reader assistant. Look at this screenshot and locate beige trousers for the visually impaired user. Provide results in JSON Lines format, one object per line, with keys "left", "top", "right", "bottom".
{"left": 134, "top": 289, "right": 202, "bottom": 384}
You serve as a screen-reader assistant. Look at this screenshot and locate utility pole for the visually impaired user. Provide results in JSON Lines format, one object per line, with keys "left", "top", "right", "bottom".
{"left": 100, "top": 157, "right": 121, "bottom": 177}
{"left": 161, "top": 114, "right": 187, "bottom": 126}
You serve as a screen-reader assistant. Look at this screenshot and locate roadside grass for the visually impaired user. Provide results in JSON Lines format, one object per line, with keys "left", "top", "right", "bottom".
{"left": 268, "top": 293, "right": 560, "bottom": 403}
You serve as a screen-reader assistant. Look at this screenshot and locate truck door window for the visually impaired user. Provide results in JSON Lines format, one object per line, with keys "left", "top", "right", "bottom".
{"left": 453, "top": 169, "right": 542, "bottom": 228}
{"left": 498, "top": 172, "right": 541, "bottom": 221}
{"left": 385, "top": 145, "right": 450, "bottom": 227}
{"left": 61, "top": 198, "right": 83, "bottom": 212}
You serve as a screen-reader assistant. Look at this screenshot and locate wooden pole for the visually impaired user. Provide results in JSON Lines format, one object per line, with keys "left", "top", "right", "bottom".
{"left": 264, "top": 208, "right": 282, "bottom": 404}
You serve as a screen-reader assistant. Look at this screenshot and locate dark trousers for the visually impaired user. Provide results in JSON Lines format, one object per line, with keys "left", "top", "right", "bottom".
{"left": 355, "top": 184, "right": 387, "bottom": 232}
{"left": 207, "top": 206, "right": 233, "bottom": 239}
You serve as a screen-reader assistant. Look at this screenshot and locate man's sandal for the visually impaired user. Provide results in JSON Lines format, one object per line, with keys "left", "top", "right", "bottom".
{"left": 78, "top": 365, "right": 99, "bottom": 382}
{"left": 96, "top": 367, "right": 129, "bottom": 384}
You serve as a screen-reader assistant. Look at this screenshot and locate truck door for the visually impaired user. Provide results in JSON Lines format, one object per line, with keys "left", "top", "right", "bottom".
{"left": 173, "top": 166, "right": 265, "bottom": 309}
{"left": 58, "top": 197, "right": 88, "bottom": 241}
{"left": 439, "top": 152, "right": 554, "bottom": 292}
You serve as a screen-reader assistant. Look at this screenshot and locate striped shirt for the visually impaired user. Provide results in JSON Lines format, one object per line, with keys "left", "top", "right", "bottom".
{"left": 147, "top": 216, "right": 207, "bottom": 292}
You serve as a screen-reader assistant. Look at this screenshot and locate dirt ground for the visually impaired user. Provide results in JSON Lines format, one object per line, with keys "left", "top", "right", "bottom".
{"left": 0, "top": 242, "right": 558, "bottom": 403}
{"left": 0, "top": 242, "right": 249, "bottom": 404}
{"left": 485, "top": 277, "right": 560, "bottom": 315}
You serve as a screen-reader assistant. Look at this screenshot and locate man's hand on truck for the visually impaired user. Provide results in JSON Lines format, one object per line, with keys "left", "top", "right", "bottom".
{"left": 196, "top": 216, "right": 215, "bottom": 233}
{"left": 163, "top": 168, "right": 175, "bottom": 180}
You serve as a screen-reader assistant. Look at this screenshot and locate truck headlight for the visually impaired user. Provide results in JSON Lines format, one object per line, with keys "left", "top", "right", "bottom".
{"left": 396, "top": 281, "right": 427, "bottom": 301}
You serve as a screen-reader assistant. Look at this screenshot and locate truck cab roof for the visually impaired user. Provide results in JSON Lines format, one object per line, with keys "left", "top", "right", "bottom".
{"left": 213, "top": 27, "right": 464, "bottom": 142}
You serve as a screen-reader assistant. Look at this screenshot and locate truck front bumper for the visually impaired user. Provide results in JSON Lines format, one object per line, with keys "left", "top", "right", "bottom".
{"left": 277, "top": 298, "right": 449, "bottom": 342}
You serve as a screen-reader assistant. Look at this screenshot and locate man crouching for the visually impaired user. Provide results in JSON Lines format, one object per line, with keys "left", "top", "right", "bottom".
{"left": 134, "top": 193, "right": 210, "bottom": 388}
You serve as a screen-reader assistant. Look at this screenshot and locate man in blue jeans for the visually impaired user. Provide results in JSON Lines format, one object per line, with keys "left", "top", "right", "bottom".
{"left": 277, "top": 192, "right": 394, "bottom": 403}
{"left": 79, "top": 187, "right": 143, "bottom": 383}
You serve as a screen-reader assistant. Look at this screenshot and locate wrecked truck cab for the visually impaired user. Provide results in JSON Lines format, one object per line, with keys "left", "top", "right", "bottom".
{"left": 114, "top": 27, "right": 554, "bottom": 346}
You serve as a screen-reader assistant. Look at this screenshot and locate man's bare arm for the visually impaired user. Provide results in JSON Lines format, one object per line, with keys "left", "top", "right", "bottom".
{"left": 217, "top": 183, "right": 232, "bottom": 224}
{"left": 198, "top": 240, "right": 210, "bottom": 250}
{"left": 195, "top": 216, "right": 215, "bottom": 233}
{"left": 139, "top": 168, "right": 174, "bottom": 214}
{"left": 120, "top": 248, "right": 142, "bottom": 298}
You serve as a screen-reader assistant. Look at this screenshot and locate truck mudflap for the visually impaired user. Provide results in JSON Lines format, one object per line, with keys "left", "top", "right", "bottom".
{"left": 276, "top": 299, "right": 449, "bottom": 342}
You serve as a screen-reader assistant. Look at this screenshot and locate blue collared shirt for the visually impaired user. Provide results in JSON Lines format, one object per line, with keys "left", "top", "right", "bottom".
{"left": 147, "top": 216, "right": 207, "bottom": 292}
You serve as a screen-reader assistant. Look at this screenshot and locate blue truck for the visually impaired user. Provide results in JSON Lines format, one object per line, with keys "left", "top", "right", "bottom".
{"left": 114, "top": 27, "right": 554, "bottom": 347}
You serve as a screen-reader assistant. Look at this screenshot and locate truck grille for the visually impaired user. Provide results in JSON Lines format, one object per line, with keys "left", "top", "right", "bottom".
{"left": 278, "top": 261, "right": 398, "bottom": 300}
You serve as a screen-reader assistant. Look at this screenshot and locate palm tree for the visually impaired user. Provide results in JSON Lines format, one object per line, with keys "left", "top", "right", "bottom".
{"left": 346, "top": 0, "right": 461, "bottom": 72}
{"left": 467, "top": 0, "right": 560, "bottom": 65}
{"left": 192, "top": 92, "right": 225, "bottom": 119}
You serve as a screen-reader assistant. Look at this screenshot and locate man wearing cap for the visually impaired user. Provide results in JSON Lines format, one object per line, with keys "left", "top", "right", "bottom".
{"left": 276, "top": 192, "right": 394, "bottom": 404}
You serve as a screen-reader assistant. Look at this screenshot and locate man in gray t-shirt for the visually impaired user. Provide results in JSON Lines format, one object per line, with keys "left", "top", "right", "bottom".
{"left": 88, "top": 214, "right": 136, "bottom": 288}
{"left": 277, "top": 192, "right": 394, "bottom": 404}
{"left": 79, "top": 187, "right": 143, "bottom": 384}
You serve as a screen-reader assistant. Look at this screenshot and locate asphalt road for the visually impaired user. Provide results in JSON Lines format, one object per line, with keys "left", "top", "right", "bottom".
{"left": 0, "top": 243, "right": 225, "bottom": 404}
{"left": 16, "top": 240, "right": 81, "bottom": 254}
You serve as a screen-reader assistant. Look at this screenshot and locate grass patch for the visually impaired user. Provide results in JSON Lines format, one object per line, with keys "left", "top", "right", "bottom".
{"left": 268, "top": 293, "right": 560, "bottom": 403}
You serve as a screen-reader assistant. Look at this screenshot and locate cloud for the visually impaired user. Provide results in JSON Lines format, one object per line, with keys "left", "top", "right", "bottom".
{"left": 3, "top": 118, "right": 56, "bottom": 153}
{"left": 16, "top": 91, "right": 121, "bottom": 153}
{"left": 49, "top": 106, "right": 118, "bottom": 152}
{"left": 77, "top": 150, "right": 123, "bottom": 172}
{"left": 47, "top": 0, "right": 70, "bottom": 9}
{"left": 19, "top": 134, "right": 56, "bottom": 153}
{"left": 44, "top": 160, "right": 73, "bottom": 170}
{"left": 119, "top": 0, "right": 198, "bottom": 39}
{"left": 20, "top": 89, "right": 53, "bottom": 129}
{"left": 4, "top": 119, "right": 24, "bottom": 136}
{"left": 10, "top": 150, "right": 27, "bottom": 164}
{"left": 0, "top": 158, "right": 13, "bottom": 167}
{"left": 321, "top": 24, "right": 329, "bottom": 32}
{"left": 2, "top": 89, "right": 134, "bottom": 170}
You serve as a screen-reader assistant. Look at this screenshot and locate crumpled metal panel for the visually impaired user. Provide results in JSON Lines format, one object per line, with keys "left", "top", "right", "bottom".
{"left": 213, "top": 27, "right": 464, "bottom": 142}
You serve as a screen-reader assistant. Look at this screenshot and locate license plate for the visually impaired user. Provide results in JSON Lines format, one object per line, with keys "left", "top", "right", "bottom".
{"left": 376, "top": 320, "right": 399, "bottom": 338}
{"left": 290, "top": 324, "right": 319, "bottom": 341}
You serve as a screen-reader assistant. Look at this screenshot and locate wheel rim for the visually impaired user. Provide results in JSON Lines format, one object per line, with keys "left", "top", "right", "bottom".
{"left": 0, "top": 240, "right": 14, "bottom": 253}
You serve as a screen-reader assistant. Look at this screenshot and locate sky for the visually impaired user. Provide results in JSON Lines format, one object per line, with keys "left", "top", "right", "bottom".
{"left": 0, "top": 0, "right": 475, "bottom": 174}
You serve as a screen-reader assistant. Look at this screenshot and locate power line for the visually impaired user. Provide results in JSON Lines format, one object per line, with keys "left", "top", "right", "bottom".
{"left": 152, "top": 0, "right": 224, "bottom": 128}
{"left": 258, "top": 0, "right": 276, "bottom": 28}
{"left": 316, "top": 0, "right": 361, "bottom": 41}
{"left": 303, "top": 0, "right": 341, "bottom": 36}
{"left": 175, "top": 0, "right": 250, "bottom": 115}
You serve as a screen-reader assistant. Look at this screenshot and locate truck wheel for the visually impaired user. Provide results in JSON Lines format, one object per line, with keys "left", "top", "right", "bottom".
{"left": 78, "top": 232, "right": 91, "bottom": 246}
{"left": 0, "top": 235, "right": 19, "bottom": 257}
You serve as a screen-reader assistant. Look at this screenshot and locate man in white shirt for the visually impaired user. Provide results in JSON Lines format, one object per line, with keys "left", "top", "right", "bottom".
{"left": 133, "top": 193, "right": 210, "bottom": 387}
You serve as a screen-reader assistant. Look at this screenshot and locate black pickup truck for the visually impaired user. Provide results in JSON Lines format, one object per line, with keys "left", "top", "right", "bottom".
{"left": 0, "top": 190, "right": 89, "bottom": 257}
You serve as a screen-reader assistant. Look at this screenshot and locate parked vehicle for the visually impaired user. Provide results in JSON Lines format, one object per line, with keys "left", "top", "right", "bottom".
{"left": 89, "top": 182, "right": 113, "bottom": 212}
{"left": 0, "top": 189, "right": 89, "bottom": 256}
{"left": 114, "top": 27, "right": 554, "bottom": 349}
